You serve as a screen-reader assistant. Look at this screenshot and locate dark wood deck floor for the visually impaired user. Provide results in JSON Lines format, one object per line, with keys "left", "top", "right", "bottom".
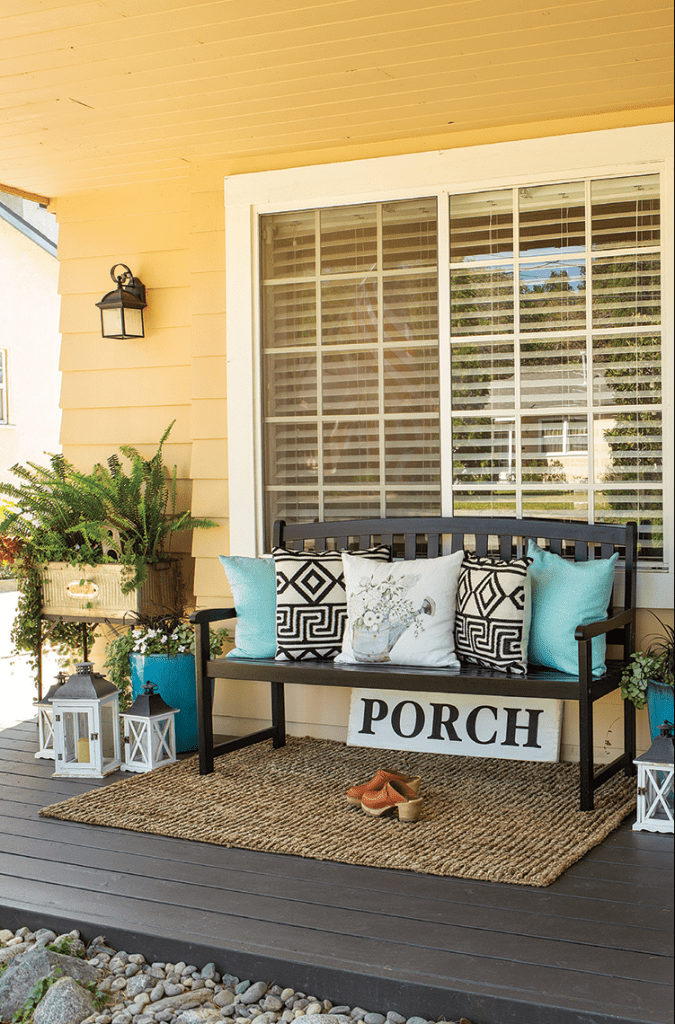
{"left": 0, "top": 717, "right": 672, "bottom": 1024}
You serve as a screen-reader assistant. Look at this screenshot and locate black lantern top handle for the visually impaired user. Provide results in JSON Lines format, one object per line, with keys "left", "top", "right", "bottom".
{"left": 109, "top": 264, "right": 146, "bottom": 302}
{"left": 111, "top": 264, "right": 135, "bottom": 286}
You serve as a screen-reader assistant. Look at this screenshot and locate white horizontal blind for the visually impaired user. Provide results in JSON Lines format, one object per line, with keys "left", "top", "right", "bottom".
{"left": 259, "top": 173, "right": 663, "bottom": 562}
{"left": 449, "top": 174, "right": 663, "bottom": 559}
{"left": 260, "top": 199, "right": 440, "bottom": 539}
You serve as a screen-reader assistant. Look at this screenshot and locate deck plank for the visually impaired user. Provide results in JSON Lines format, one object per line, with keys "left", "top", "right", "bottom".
{"left": 0, "top": 722, "right": 672, "bottom": 1024}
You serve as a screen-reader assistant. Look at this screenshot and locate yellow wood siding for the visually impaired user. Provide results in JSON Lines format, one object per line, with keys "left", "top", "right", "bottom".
{"left": 188, "top": 166, "right": 229, "bottom": 604}
{"left": 56, "top": 179, "right": 194, "bottom": 565}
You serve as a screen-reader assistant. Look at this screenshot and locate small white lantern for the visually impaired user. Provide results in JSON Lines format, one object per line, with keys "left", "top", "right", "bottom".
{"left": 121, "top": 682, "right": 178, "bottom": 773}
{"left": 51, "top": 662, "right": 122, "bottom": 778}
{"left": 633, "top": 722, "right": 674, "bottom": 834}
{"left": 35, "top": 671, "right": 68, "bottom": 760}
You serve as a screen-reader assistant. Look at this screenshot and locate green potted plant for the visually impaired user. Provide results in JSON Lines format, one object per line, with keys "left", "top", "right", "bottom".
{"left": 620, "top": 614, "right": 674, "bottom": 740}
{"left": 0, "top": 423, "right": 215, "bottom": 676}
{"left": 104, "top": 615, "right": 230, "bottom": 752}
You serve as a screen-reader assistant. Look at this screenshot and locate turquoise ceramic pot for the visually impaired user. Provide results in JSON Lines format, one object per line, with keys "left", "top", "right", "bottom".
{"left": 646, "top": 679, "right": 674, "bottom": 741}
{"left": 130, "top": 653, "right": 197, "bottom": 753}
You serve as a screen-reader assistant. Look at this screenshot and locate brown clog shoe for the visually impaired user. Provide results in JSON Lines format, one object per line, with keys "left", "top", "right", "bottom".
{"left": 360, "top": 779, "right": 424, "bottom": 821}
{"left": 347, "top": 768, "right": 421, "bottom": 807}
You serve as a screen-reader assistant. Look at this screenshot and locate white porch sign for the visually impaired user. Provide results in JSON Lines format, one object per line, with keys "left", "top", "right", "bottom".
{"left": 348, "top": 688, "right": 563, "bottom": 762}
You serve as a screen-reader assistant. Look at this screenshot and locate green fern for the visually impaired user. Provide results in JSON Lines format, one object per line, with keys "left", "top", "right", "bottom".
{"left": 0, "top": 422, "right": 216, "bottom": 664}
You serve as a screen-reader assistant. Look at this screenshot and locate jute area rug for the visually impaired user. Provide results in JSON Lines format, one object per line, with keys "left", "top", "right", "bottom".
{"left": 39, "top": 736, "right": 636, "bottom": 887}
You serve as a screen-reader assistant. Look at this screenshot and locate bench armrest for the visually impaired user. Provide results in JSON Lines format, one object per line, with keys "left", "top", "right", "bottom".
{"left": 574, "top": 608, "right": 635, "bottom": 641}
{"left": 189, "top": 608, "right": 238, "bottom": 625}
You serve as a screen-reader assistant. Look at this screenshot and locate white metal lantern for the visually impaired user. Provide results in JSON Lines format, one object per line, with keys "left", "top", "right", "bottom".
{"left": 35, "top": 671, "right": 68, "bottom": 760}
{"left": 633, "top": 722, "right": 674, "bottom": 834}
{"left": 121, "top": 682, "right": 178, "bottom": 773}
{"left": 51, "top": 662, "right": 122, "bottom": 778}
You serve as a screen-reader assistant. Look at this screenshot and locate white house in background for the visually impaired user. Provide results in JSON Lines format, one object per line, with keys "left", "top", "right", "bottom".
{"left": 0, "top": 194, "right": 62, "bottom": 487}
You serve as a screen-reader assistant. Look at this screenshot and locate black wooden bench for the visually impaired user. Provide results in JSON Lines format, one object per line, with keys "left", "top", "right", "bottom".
{"left": 191, "top": 516, "right": 637, "bottom": 810}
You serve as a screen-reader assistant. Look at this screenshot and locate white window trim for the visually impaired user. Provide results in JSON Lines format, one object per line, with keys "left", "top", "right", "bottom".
{"left": 224, "top": 122, "right": 674, "bottom": 608}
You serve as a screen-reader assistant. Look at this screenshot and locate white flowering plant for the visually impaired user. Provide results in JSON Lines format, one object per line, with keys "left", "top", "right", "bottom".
{"left": 127, "top": 621, "right": 197, "bottom": 657}
{"left": 104, "top": 616, "right": 230, "bottom": 709}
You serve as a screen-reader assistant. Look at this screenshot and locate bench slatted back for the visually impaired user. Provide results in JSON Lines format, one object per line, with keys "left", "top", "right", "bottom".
{"left": 273, "top": 516, "right": 637, "bottom": 617}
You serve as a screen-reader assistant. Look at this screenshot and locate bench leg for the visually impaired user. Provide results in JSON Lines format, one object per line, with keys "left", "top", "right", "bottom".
{"left": 272, "top": 681, "right": 286, "bottom": 749}
{"left": 579, "top": 686, "right": 594, "bottom": 811}
{"left": 195, "top": 623, "right": 214, "bottom": 776}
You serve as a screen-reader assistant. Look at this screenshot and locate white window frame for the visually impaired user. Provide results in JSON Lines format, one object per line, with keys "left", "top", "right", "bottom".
{"left": 224, "top": 123, "right": 674, "bottom": 608}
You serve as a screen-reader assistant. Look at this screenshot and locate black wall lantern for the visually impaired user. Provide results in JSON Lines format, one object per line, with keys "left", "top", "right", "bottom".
{"left": 96, "top": 264, "right": 147, "bottom": 339}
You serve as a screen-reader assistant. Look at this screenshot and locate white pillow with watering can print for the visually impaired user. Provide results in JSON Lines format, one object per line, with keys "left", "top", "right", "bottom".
{"left": 337, "top": 550, "right": 465, "bottom": 668}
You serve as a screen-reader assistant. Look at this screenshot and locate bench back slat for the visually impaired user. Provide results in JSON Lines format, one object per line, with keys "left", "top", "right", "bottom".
{"left": 499, "top": 535, "right": 512, "bottom": 560}
{"left": 574, "top": 541, "right": 589, "bottom": 562}
{"left": 475, "top": 533, "right": 489, "bottom": 557}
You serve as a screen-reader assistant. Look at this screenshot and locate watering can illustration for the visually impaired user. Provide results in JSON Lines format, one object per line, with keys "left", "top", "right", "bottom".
{"left": 352, "top": 597, "right": 436, "bottom": 663}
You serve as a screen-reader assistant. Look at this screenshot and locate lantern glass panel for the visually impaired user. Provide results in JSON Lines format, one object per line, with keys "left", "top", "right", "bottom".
{"left": 39, "top": 708, "right": 54, "bottom": 750}
{"left": 101, "top": 307, "right": 124, "bottom": 337}
{"left": 122, "top": 307, "right": 143, "bottom": 337}
{"left": 643, "top": 765, "right": 674, "bottom": 821}
{"left": 128, "top": 721, "right": 148, "bottom": 764}
{"left": 153, "top": 718, "right": 173, "bottom": 761}
{"left": 101, "top": 703, "right": 117, "bottom": 763}
{"left": 63, "top": 710, "right": 92, "bottom": 764}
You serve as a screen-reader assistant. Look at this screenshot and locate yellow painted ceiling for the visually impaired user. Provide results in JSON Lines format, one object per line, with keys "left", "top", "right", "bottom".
{"left": 1, "top": 0, "right": 672, "bottom": 197}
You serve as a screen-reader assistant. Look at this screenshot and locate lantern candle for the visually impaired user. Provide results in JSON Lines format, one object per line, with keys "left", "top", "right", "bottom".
{"left": 77, "top": 737, "right": 90, "bottom": 762}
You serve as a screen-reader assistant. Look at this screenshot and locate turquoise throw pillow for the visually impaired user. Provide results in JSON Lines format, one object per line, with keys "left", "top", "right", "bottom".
{"left": 527, "top": 540, "right": 618, "bottom": 677}
{"left": 218, "top": 555, "right": 277, "bottom": 659}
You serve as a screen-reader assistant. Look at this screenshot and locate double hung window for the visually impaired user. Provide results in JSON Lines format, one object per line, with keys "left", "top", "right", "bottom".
{"left": 260, "top": 173, "right": 664, "bottom": 564}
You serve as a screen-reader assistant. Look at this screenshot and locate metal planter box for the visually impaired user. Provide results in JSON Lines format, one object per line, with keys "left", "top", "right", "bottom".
{"left": 40, "top": 561, "right": 180, "bottom": 620}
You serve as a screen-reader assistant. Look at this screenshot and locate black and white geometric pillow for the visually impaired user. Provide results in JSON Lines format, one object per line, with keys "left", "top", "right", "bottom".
{"left": 273, "top": 546, "right": 391, "bottom": 661}
{"left": 455, "top": 555, "right": 531, "bottom": 675}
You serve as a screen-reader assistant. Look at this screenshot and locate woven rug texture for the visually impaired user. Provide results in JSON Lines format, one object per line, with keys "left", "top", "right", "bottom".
{"left": 39, "top": 736, "right": 636, "bottom": 886}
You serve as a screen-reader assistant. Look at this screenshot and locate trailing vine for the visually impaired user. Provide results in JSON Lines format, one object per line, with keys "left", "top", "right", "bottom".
{"left": 45, "top": 938, "right": 85, "bottom": 958}
{"left": 620, "top": 614, "right": 674, "bottom": 709}
{"left": 10, "top": 554, "right": 98, "bottom": 678}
